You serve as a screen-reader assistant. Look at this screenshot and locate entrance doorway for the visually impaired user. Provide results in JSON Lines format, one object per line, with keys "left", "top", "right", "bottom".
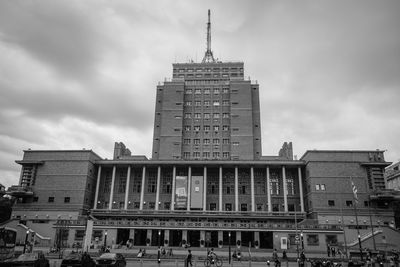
{"left": 241, "top": 231, "right": 254, "bottom": 247}
{"left": 116, "top": 229, "right": 130, "bottom": 245}
{"left": 170, "top": 230, "right": 182, "bottom": 246}
{"left": 259, "top": 231, "right": 273, "bottom": 249}
{"left": 187, "top": 231, "right": 200, "bottom": 247}
{"left": 134, "top": 229, "right": 147, "bottom": 246}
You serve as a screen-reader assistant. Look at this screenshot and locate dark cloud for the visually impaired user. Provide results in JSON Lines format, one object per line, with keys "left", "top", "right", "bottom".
{"left": 0, "top": 0, "right": 400, "bottom": 187}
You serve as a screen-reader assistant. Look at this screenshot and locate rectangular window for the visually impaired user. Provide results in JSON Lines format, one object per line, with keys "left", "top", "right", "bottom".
{"left": 195, "top": 89, "right": 201, "bottom": 94}
{"left": 149, "top": 202, "right": 155, "bottom": 209}
{"left": 213, "top": 125, "right": 219, "bottom": 131}
{"left": 232, "top": 141, "right": 239, "bottom": 146}
{"left": 48, "top": 197, "right": 54, "bottom": 203}
{"left": 315, "top": 184, "right": 320, "bottom": 191}
{"left": 223, "top": 125, "right": 229, "bottom": 131}
{"left": 183, "top": 152, "right": 190, "bottom": 159}
{"left": 193, "top": 152, "right": 200, "bottom": 158}
{"left": 194, "top": 125, "right": 200, "bottom": 131}
{"left": 320, "top": 184, "right": 326, "bottom": 191}
{"left": 195, "top": 101, "right": 201, "bottom": 106}
{"left": 213, "top": 139, "right": 220, "bottom": 144}
{"left": 346, "top": 200, "right": 353, "bottom": 207}
{"left": 225, "top": 203, "right": 232, "bottom": 211}
{"left": 204, "top": 139, "right": 210, "bottom": 144}
{"left": 204, "top": 101, "right": 210, "bottom": 107}
{"left": 307, "top": 234, "right": 320, "bottom": 246}
{"left": 328, "top": 200, "right": 335, "bottom": 206}
{"left": 183, "top": 139, "right": 191, "bottom": 144}
{"left": 147, "top": 173, "right": 157, "bottom": 193}
{"left": 210, "top": 203, "right": 217, "bottom": 210}
{"left": 194, "top": 139, "right": 200, "bottom": 145}
{"left": 204, "top": 113, "right": 210, "bottom": 119}
{"left": 74, "top": 230, "right": 85, "bottom": 241}
{"left": 222, "top": 113, "right": 229, "bottom": 118}
{"left": 194, "top": 113, "right": 201, "bottom": 119}
{"left": 185, "top": 101, "right": 192, "bottom": 106}
{"left": 213, "top": 100, "right": 220, "bottom": 106}
{"left": 223, "top": 152, "right": 230, "bottom": 158}
{"left": 223, "top": 100, "right": 230, "bottom": 106}
{"left": 64, "top": 197, "right": 70, "bottom": 203}
{"left": 185, "top": 113, "right": 191, "bottom": 119}
{"left": 213, "top": 88, "right": 220, "bottom": 94}
{"left": 223, "top": 88, "right": 229, "bottom": 94}
{"left": 213, "top": 113, "right": 220, "bottom": 119}
{"left": 213, "top": 152, "right": 220, "bottom": 158}
{"left": 204, "top": 125, "right": 210, "bottom": 131}
{"left": 204, "top": 88, "right": 210, "bottom": 94}
{"left": 185, "top": 89, "right": 192, "bottom": 94}
{"left": 203, "top": 152, "right": 210, "bottom": 158}
{"left": 134, "top": 202, "right": 140, "bottom": 209}
{"left": 223, "top": 139, "right": 230, "bottom": 144}
{"left": 241, "top": 203, "right": 247, "bottom": 211}
{"left": 256, "top": 203, "right": 263, "bottom": 211}
{"left": 185, "top": 126, "right": 191, "bottom": 131}
{"left": 164, "top": 202, "right": 171, "bottom": 210}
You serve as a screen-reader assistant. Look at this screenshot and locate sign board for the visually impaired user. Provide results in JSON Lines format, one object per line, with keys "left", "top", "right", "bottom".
{"left": 175, "top": 176, "right": 188, "bottom": 209}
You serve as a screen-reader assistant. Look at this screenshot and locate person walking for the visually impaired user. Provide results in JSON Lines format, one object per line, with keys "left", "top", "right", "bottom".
{"left": 186, "top": 249, "right": 193, "bottom": 267}
{"left": 273, "top": 249, "right": 281, "bottom": 267}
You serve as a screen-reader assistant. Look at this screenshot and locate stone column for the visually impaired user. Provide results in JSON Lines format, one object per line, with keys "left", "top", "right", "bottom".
{"left": 200, "top": 230, "right": 206, "bottom": 248}
{"left": 182, "top": 230, "right": 188, "bottom": 245}
{"left": 164, "top": 230, "right": 170, "bottom": 247}
{"left": 282, "top": 166, "right": 288, "bottom": 212}
{"left": 251, "top": 167, "right": 255, "bottom": 212}
{"left": 171, "top": 166, "right": 176, "bottom": 211}
{"left": 94, "top": 166, "right": 102, "bottom": 209}
{"left": 218, "top": 231, "right": 223, "bottom": 248}
{"left": 235, "top": 166, "right": 239, "bottom": 212}
{"left": 203, "top": 166, "right": 207, "bottom": 211}
{"left": 124, "top": 166, "right": 131, "bottom": 210}
{"left": 108, "top": 166, "right": 116, "bottom": 210}
{"left": 219, "top": 166, "right": 223, "bottom": 211}
{"left": 298, "top": 167, "right": 305, "bottom": 212}
{"left": 187, "top": 166, "right": 192, "bottom": 211}
{"left": 267, "top": 167, "right": 272, "bottom": 212}
{"left": 139, "top": 166, "right": 146, "bottom": 210}
{"left": 155, "top": 166, "right": 161, "bottom": 211}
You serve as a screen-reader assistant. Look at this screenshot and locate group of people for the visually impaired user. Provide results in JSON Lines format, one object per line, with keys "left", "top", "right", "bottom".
{"left": 270, "top": 248, "right": 306, "bottom": 267}
{"left": 327, "top": 244, "right": 340, "bottom": 257}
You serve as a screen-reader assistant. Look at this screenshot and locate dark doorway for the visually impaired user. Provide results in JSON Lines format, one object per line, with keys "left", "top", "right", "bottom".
{"left": 134, "top": 229, "right": 147, "bottom": 246}
{"left": 151, "top": 230, "right": 165, "bottom": 246}
{"left": 170, "top": 230, "right": 182, "bottom": 246}
{"left": 205, "top": 231, "right": 218, "bottom": 248}
{"left": 259, "top": 231, "right": 273, "bottom": 249}
{"left": 187, "top": 231, "right": 200, "bottom": 247}
{"left": 116, "top": 229, "right": 130, "bottom": 245}
{"left": 241, "top": 231, "right": 254, "bottom": 247}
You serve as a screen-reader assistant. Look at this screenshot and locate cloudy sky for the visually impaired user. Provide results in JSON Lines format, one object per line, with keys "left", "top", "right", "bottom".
{"left": 1, "top": 0, "right": 400, "bottom": 188}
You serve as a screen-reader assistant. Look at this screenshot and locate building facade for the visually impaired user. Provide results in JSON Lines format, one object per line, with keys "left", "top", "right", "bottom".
{"left": 4, "top": 10, "right": 398, "bottom": 252}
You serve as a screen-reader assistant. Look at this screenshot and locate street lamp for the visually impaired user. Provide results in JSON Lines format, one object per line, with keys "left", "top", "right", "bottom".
{"left": 158, "top": 230, "right": 161, "bottom": 264}
{"left": 228, "top": 232, "right": 231, "bottom": 264}
{"left": 23, "top": 230, "right": 29, "bottom": 254}
{"left": 104, "top": 230, "right": 107, "bottom": 249}
{"left": 300, "top": 232, "right": 304, "bottom": 250}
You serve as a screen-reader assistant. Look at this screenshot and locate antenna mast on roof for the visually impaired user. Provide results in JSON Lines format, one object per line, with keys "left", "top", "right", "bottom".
{"left": 202, "top": 9, "right": 216, "bottom": 63}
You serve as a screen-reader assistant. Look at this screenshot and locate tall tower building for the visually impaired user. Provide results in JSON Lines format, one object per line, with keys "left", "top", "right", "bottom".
{"left": 152, "top": 10, "right": 262, "bottom": 160}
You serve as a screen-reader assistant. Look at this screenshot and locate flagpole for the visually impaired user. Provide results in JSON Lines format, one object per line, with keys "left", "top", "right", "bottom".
{"left": 350, "top": 177, "right": 363, "bottom": 261}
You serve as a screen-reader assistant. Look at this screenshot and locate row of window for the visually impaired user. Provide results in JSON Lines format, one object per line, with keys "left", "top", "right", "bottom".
{"left": 175, "top": 67, "right": 243, "bottom": 73}
{"left": 185, "top": 88, "right": 230, "bottom": 94}
{"left": 184, "top": 113, "right": 230, "bottom": 119}
{"left": 328, "top": 200, "right": 370, "bottom": 207}
{"left": 184, "top": 100, "right": 231, "bottom": 106}
{"left": 184, "top": 125, "right": 238, "bottom": 132}
{"left": 183, "top": 152, "right": 230, "bottom": 159}
{"left": 183, "top": 139, "right": 231, "bottom": 145}
{"left": 38, "top": 197, "right": 71, "bottom": 203}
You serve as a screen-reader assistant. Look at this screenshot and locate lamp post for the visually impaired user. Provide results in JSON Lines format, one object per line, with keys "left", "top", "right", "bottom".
{"left": 23, "top": 230, "right": 29, "bottom": 254}
{"left": 300, "top": 232, "right": 304, "bottom": 250}
{"left": 104, "top": 230, "right": 107, "bottom": 249}
{"left": 228, "top": 231, "right": 231, "bottom": 264}
{"left": 158, "top": 230, "right": 161, "bottom": 264}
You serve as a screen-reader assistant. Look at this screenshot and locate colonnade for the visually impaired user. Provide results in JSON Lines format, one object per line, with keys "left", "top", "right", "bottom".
{"left": 93, "top": 165, "right": 305, "bottom": 212}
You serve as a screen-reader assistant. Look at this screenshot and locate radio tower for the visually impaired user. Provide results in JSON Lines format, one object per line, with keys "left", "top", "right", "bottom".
{"left": 202, "top": 9, "right": 216, "bottom": 63}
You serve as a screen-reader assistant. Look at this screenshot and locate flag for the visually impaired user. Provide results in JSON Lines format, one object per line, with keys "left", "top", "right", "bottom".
{"left": 351, "top": 178, "right": 358, "bottom": 203}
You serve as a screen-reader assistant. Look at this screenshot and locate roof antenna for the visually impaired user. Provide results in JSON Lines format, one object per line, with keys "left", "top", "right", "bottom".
{"left": 202, "top": 9, "right": 216, "bottom": 63}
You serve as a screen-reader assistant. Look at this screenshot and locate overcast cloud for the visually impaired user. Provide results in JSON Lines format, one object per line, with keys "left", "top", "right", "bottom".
{"left": 1, "top": 0, "right": 400, "bottom": 188}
